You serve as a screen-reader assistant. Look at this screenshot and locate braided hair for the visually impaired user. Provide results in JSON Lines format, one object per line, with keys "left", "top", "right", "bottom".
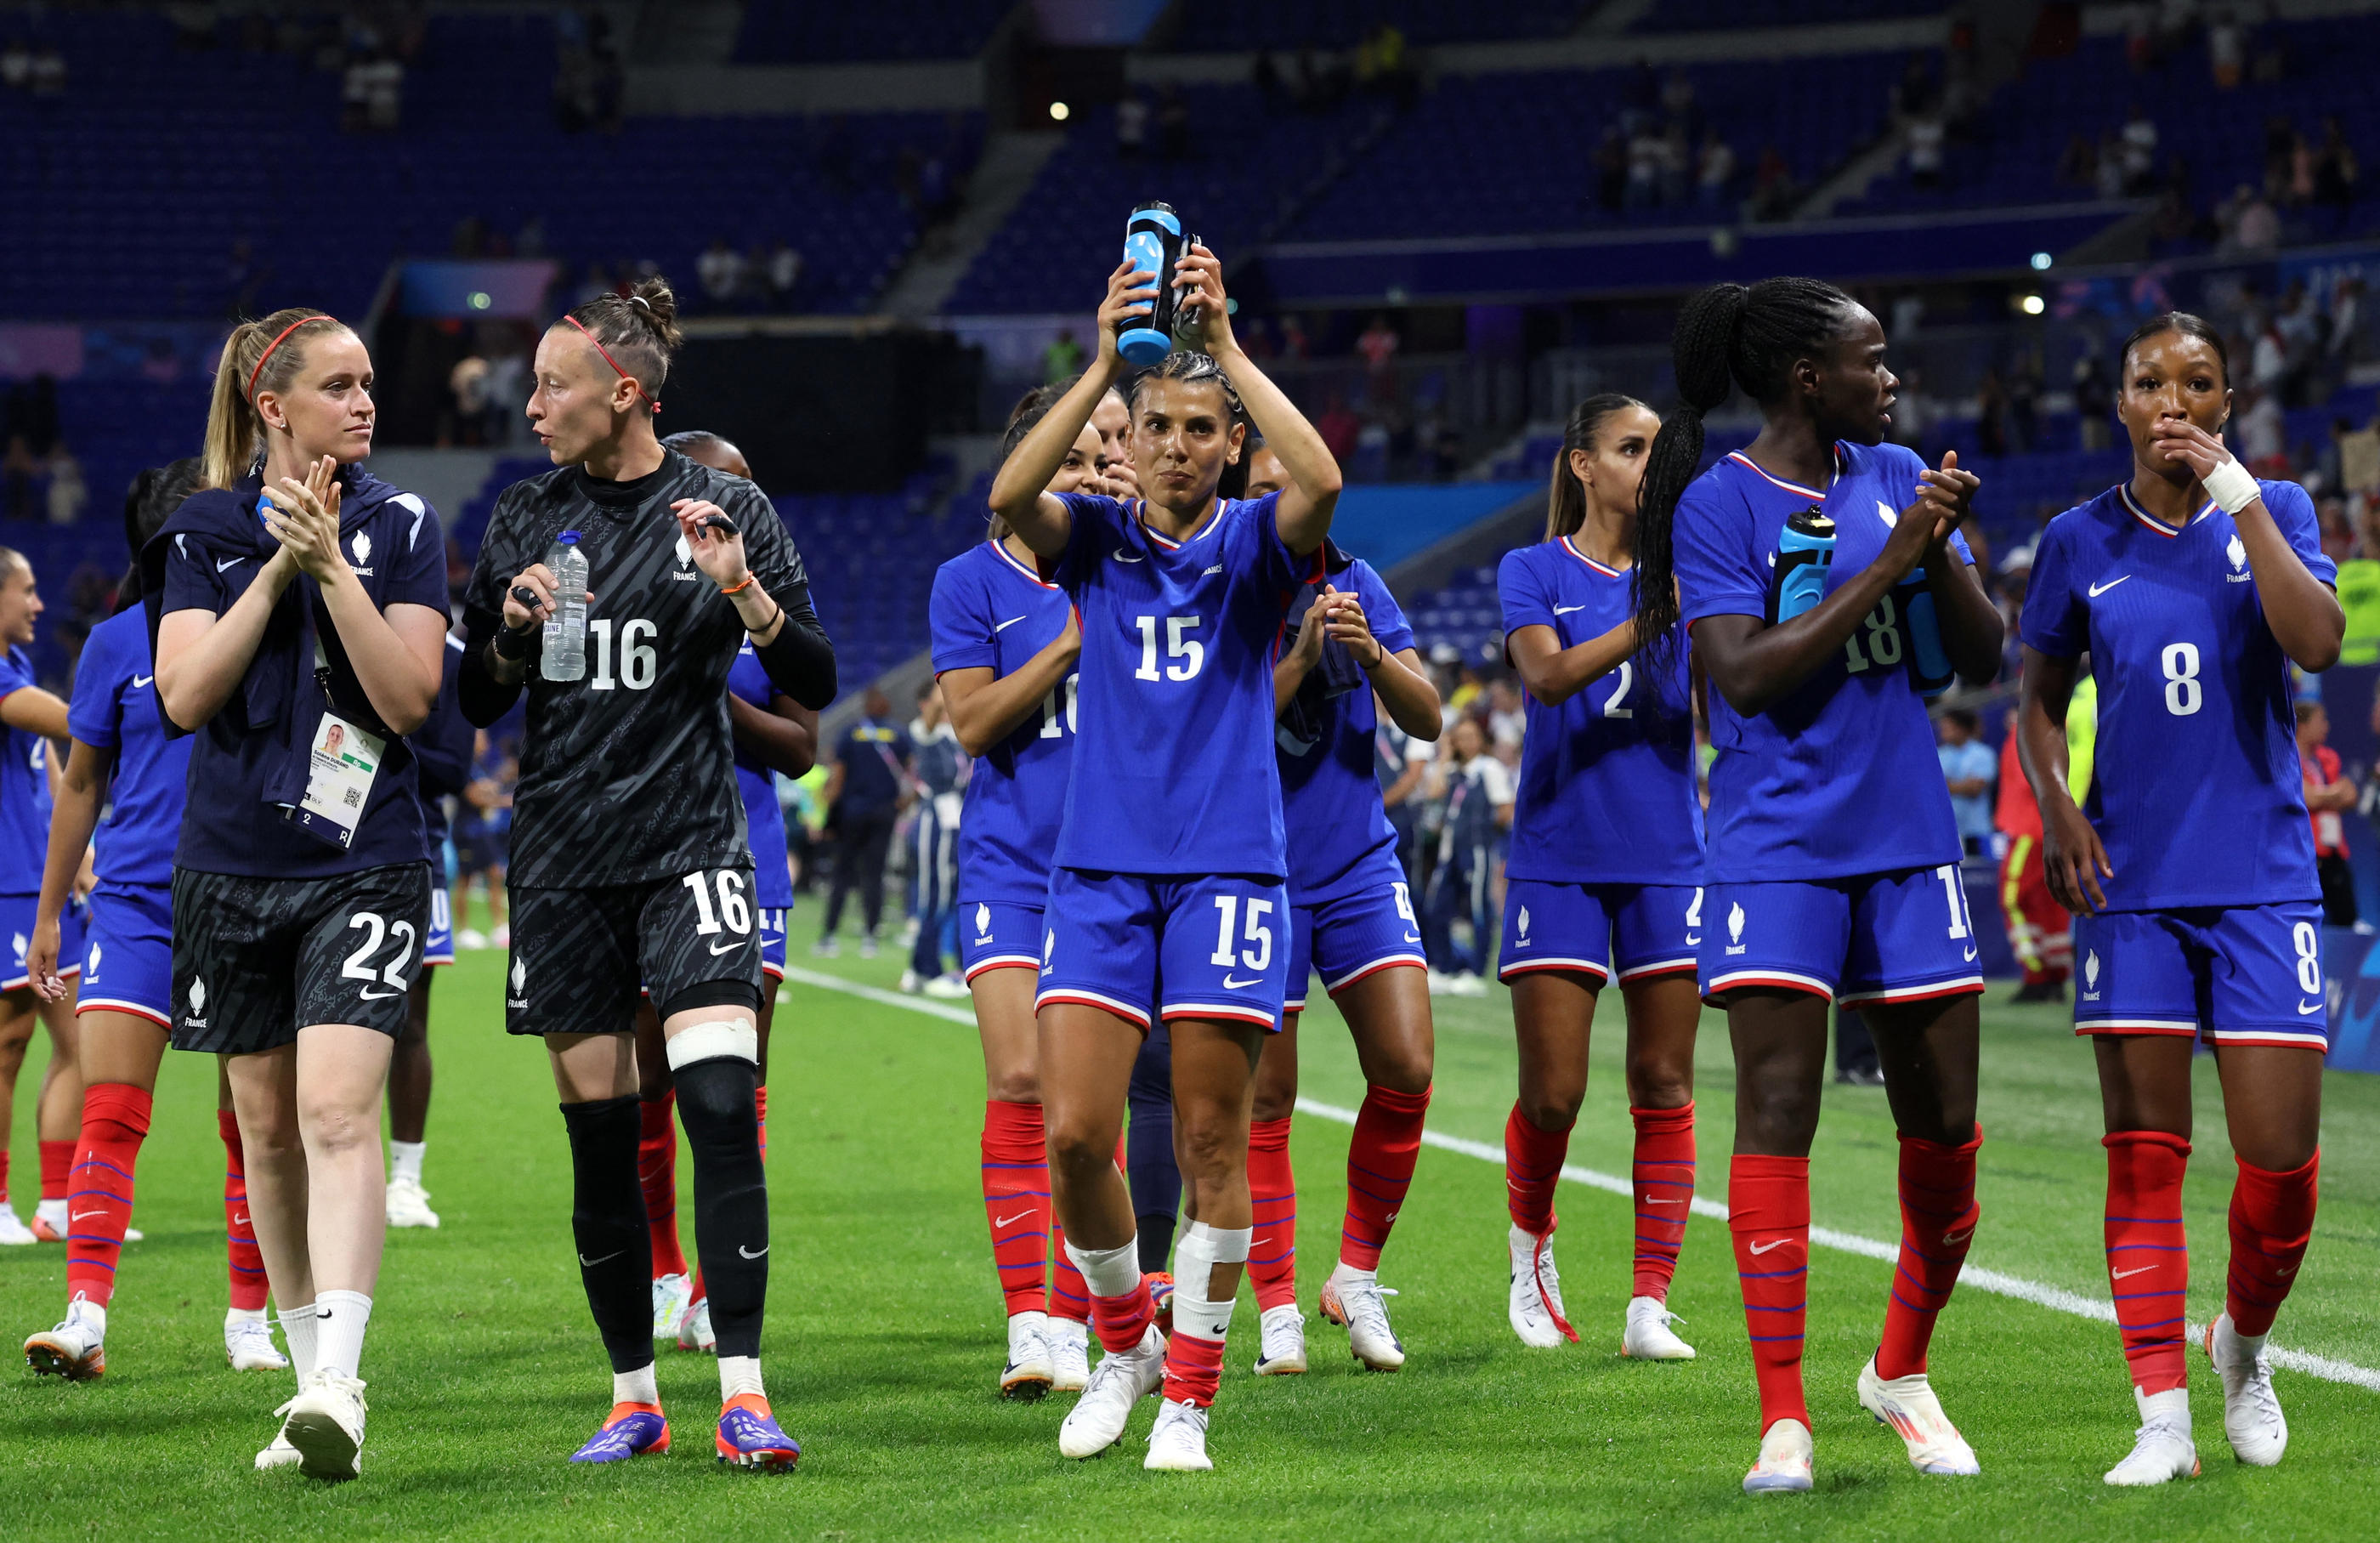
{"left": 1631, "top": 277, "right": 1858, "bottom": 666}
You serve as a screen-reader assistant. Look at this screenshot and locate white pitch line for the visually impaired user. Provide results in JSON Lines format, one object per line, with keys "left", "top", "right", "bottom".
{"left": 779, "top": 966, "right": 2380, "bottom": 1393}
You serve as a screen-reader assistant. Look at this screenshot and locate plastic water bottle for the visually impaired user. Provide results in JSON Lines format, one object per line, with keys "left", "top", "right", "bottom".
{"left": 1116, "top": 201, "right": 1183, "bottom": 367}
{"left": 1898, "top": 571, "right": 1955, "bottom": 698}
{"left": 541, "top": 530, "right": 587, "bottom": 682}
{"left": 1770, "top": 506, "right": 1835, "bottom": 624}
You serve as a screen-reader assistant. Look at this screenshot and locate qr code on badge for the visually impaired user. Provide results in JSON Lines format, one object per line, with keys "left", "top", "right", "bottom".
{"left": 343, "top": 787, "right": 363, "bottom": 808}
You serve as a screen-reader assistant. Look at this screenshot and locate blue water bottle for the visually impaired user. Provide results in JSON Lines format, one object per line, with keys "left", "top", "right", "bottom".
{"left": 1117, "top": 201, "right": 1183, "bottom": 366}
{"left": 1770, "top": 506, "right": 1836, "bottom": 623}
{"left": 1897, "top": 571, "right": 1955, "bottom": 698}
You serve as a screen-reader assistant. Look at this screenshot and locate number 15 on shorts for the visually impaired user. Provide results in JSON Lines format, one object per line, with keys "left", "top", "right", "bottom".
{"left": 1210, "top": 894, "right": 1274, "bottom": 973}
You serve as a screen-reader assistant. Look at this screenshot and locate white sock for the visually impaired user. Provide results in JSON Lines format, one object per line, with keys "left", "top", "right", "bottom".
{"left": 1171, "top": 1290, "right": 1233, "bottom": 1343}
{"left": 36, "top": 1197, "right": 66, "bottom": 1227}
{"left": 225, "top": 1305, "right": 267, "bottom": 1328}
{"left": 389, "top": 1140, "right": 427, "bottom": 1186}
{"left": 1330, "top": 1260, "right": 1377, "bottom": 1289}
{"left": 1063, "top": 1234, "right": 1143, "bottom": 1302}
{"left": 2137, "top": 1386, "right": 2191, "bottom": 1428}
{"left": 313, "top": 1290, "right": 371, "bottom": 1381}
{"left": 613, "top": 1363, "right": 659, "bottom": 1406}
{"left": 278, "top": 1302, "right": 319, "bottom": 1382}
{"left": 71, "top": 1296, "right": 107, "bottom": 1337}
{"left": 720, "top": 1354, "right": 765, "bottom": 1401}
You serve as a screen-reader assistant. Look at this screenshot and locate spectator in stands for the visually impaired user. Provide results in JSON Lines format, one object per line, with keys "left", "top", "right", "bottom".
{"left": 1357, "top": 315, "right": 1399, "bottom": 383}
{"left": 1748, "top": 145, "right": 1797, "bottom": 221}
{"left": 1595, "top": 128, "right": 1628, "bottom": 214}
{"left": 2074, "top": 350, "right": 2115, "bottom": 451}
{"left": 1041, "top": 329, "right": 1085, "bottom": 385}
{"left": 2318, "top": 493, "right": 2354, "bottom": 565}
{"left": 2232, "top": 184, "right": 2281, "bottom": 252}
{"left": 2298, "top": 701, "right": 2360, "bottom": 928}
{"left": 2118, "top": 102, "right": 2159, "bottom": 194}
{"left": 1905, "top": 116, "right": 1946, "bottom": 190}
{"left": 1420, "top": 716, "right": 1510, "bottom": 996}
{"left": 1936, "top": 710, "right": 1996, "bottom": 858}
{"left": 698, "top": 238, "right": 746, "bottom": 308}
{"left": 1115, "top": 91, "right": 1148, "bottom": 158}
{"left": 764, "top": 241, "right": 803, "bottom": 310}
{"left": 1278, "top": 314, "right": 1309, "bottom": 361}
{"left": 446, "top": 355, "right": 490, "bottom": 448}
{"left": 1994, "top": 543, "right": 2034, "bottom": 683}
{"left": 1625, "top": 123, "right": 1663, "bottom": 210}
{"left": 1, "top": 434, "right": 32, "bottom": 520}
{"left": 815, "top": 688, "right": 912, "bottom": 960}
{"left": 1696, "top": 131, "right": 1737, "bottom": 210}
{"left": 2238, "top": 385, "right": 2288, "bottom": 474}
{"left": 1318, "top": 394, "right": 1360, "bottom": 465}
{"left": 2338, "top": 407, "right": 2380, "bottom": 496}
{"left": 42, "top": 445, "right": 83, "bottom": 525}
{"left": 2094, "top": 128, "right": 2128, "bottom": 200}
{"left": 2327, "top": 275, "right": 2366, "bottom": 366}
{"left": 2315, "top": 115, "right": 2360, "bottom": 230}
{"left": 2207, "top": 7, "right": 2246, "bottom": 88}
{"left": 1485, "top": 678, "right": 1524, "bottom": 768}
{"left": 0, "top": 38, "right": 28, "bottom": 91}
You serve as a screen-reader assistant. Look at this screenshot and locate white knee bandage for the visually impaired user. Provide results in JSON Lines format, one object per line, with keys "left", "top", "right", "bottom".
{"left": 666, "top": 1018, "right": 757, "bottom": 1070}
{"left": 1172, "top": 1220, "right": 1253, "bottom": 1302}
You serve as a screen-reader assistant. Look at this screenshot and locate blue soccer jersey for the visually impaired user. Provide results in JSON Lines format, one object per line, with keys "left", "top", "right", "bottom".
{"left": 1278, "top": 557, "right": 1413, "bottom": 905}
{"left": 1499, "top": 536, "right": 1702, "bottom": 885}
{"left": 66, "top": 610, "right": 190, "bottom": 891}
{"left": 0, "top": 645, "right": 51, "bottom": 895}
{"left": 728, "top": 639, "right": 795, "bottom": 909}
{"left": 1672, "top": 442, "right": 1972, "bottom": 882}
{"left": 930, "top": 537, "right": 1076, "bottom": 906}
{"left": 1046, "top": 491, "right": 1318, "bottom": 878}
{"left": 2020, "top": 478, "right": 2332, "bottom": 910}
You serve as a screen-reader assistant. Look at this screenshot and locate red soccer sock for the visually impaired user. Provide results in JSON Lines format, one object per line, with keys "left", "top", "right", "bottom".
{"left": 218, "top": 1109, "right": 268, "bottom": 1312}
{"left": 0, "top": 1146, "right": 8, "bottom": 1204}
{"left": 1246, "top": 1116, "right": 1297, "bottom": 1311}
{"left": 755, "top": 1084, "right": 768, "bottom": 1163}
{"left": 1087, "top": 1274, "right": 1155, "bottom": 1354}
{"left": 65, "top": 1084, "right": 150, "bottom": 1308}
{"left": 2226, "top": 1151, "right": 2318, "bottom": 1338}
{"left": 638, "top": 1092, "right": 689, "bottom": 1279}
{"left": 2104, "top": 1131, "right": 2191, "bottom": 1396}
{"left": 1161, "top": 1322, "right": 1227, "bottom": 1408}
{"left": 1629, "top": 1103, "right": 1696, "bottom": 1301}
{"left": 1342, "top": 1084, "right": 1430, "bottom": 1273}
{"left": 1504, "top": 1103, "right": 1569, "bottom": 1238}
{"left": 982, "top": 1100, "right": 1052, "bottom": 1317}
{"left": 1048, "top": 1220, "right": 1090, "bottom": 1323}
{"left": 40, "top": 1137, "right": 71, "bottom": 1201}
{"left": 1730, "top": 1154, "right": 1811, "bottom": 1433}
{"left": 1874, "top": 1126, "right": 1981, "bottom": 1380}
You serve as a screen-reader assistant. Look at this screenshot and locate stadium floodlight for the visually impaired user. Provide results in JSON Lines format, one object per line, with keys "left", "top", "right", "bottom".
{"left": 2030, "top": 251, "right": 2054, "bottom": 270}
{"left": 2020, "top": 293, "right": 2046, "bottom": 315}
{"left": 1050, "top": 101, "right": 1070, "bottom": 121}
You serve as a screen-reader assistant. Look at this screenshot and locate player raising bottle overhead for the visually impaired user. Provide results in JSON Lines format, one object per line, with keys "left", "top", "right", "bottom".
{"left": 987, "top": 237, "right": 1340, "bottom": 1472}
{"left": 1496, "top": 394, "right": 1705, "bottom": 1364}
{"left": 458, "top": 278, "right": 835, "bottom": 1472}
{"left": 2015, "top": 312, "right": 2343, "bottom": 1488}
{"left": 1631, "top": 278, "right": 2003, "bottom": 1494}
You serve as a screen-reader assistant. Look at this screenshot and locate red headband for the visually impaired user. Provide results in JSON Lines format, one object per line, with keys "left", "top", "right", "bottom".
{"left": 247, "top": 314, "right": 334, "bottom": 404}
{"left": 561, "top": 314, "right": 660, "bottom": 415}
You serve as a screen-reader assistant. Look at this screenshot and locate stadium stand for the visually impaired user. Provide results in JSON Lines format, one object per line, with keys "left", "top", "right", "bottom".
{"left": 1629, "top": 0, "right": 1946, "bottom": 31}
{"left": 734, "top": 0, "right": 1015, "bottom": 64}
{"left": 1170, "top": 1, "right": 1590, "bottom": 51}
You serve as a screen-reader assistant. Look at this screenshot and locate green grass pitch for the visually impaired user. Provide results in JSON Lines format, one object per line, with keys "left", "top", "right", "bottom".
{"left": 3, "top": 939, "right": 2378, "bottom": 1540}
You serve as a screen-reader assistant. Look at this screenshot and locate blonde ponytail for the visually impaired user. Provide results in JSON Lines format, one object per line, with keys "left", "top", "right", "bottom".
{"left": 200, "top": 309, "right": 348, "bottom": 489}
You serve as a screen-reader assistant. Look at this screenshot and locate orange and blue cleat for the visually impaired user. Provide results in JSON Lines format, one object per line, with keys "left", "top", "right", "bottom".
{"left": 1146, "top": 1271, "right": 1176, "bottom": 1338}
{"left": 716, "top": 1393, "right": 801, "bottom": 1472}
{"left": 570, "top": 1401, "right": 670, "bottom": 1463}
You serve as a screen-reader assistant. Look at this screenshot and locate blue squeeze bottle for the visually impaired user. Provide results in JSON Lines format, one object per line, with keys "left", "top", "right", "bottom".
{"left": 1771, "top": 506, "right": 1836, "bottom": 623}
{"left": 1899, "top": 572, "right": 1955, "bottom": 698}
{"left": 1117, "top": 201, "right": 1183, "bottom": 366}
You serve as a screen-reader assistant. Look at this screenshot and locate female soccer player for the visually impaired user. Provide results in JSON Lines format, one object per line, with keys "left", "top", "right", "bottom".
{"left": 460, "top": 281, "right": 834, "bottom": 1472}
{"left": 1249, "top": 455, "right": 1440, "bottom": 1376}
{"left": 989, "top": 244, "right": 1341, "bottom": 1471}
{"left": 0, "top": 546, "right": 79, "bottom": 1249}
{"left": 1632, "top": 278, "right": 2001, "bottom": 1493}
{"left": 931, "top": 389, "right": 1100, "bottom": 1398}
{"left": 1495, "top": 394, "right": 1704, "bottom": 1364}
{"left": 20, "top": 459, "right": 284, "bottom": 1381}
{"left": 2016, "top": 313, "right": 2342, "bottom": 1486}
{"left": 144, "top": 310, "right": 452, "bottom": 1480}
{"left": 636, "top": 428, "right": 819, "bottom": 1356}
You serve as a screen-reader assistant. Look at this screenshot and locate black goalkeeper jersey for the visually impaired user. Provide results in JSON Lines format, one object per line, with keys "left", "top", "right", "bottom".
{"left": 462, "top": 451, "right": 818, "bottom": 888}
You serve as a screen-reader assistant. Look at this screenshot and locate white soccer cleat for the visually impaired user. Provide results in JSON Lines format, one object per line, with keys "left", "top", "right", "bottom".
{"left": 1507, "top": 1225, "right": 1575, "bottom": 1348}
{"left": 0, "top": 1208, "right": 34, "bottom": 1247}
{"left": 1001, "top": 1309, "right": 1053, "bottom": 1400}
{"left": 898, "top": 968, "right": 921, "bottom": 993}
{"left": 254, "top": 1426, "right": 303, "bottom": 1471}
{"left": 651, "top": 1273, "right": 694, "bottom": 1339}
{"left": 1856, "top": 1356, "right": 1978, "bottom": 1475}
{"left": 280, "top": 1371, "right": 369, "bottom": 1481}
{"left": 384, "top": 1174, "right": 439, "bottom": 1230}
{"left": 1047, "top": 1316, "right": 1091, "bottom": 1393}
{"left": 224, "top": 1309, "right": 288, "bottom": 1372}
{"left": 2206, "top": 1313, "right": 2287, "bottom": 1466}
{"left": 1251, "top": 1303, "right": 1307, "bottom": 1376}
{"left": 456, "top": 928, "right": 490, "bottom": 951}
{"left": 1743, "top": 1418, "right": 1815, "bottom": 1494}
{"left": 1320, "top": 1266, "right": 1405, "bottom": 1370}
{"left": 922, "top": 974, "right": 971, "bottom": 1000}
{"left": 1143, "top": 1397, "right": 1213, "bottom": 1471}
{"left": 25, "top": 1308, "right": 105, "bottom": 1381}
{"left": 1057, "top": 1323, "right": 1165, "bottom": 1458}
{"left": 1622, "top": 1296, "right": 1696, "bottom": 1360}
{"left": 2104, "top": 1388, "right": 2199, "bottom": 1487}
{"left": 677, "top": 1296, "right": 716, "bottom": 1353}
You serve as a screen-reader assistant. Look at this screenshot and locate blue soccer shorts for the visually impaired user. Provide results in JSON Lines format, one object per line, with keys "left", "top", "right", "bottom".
{"left": 422, "top": 885, "right": 455, "bottom": 967}
{"left": 1700, "top": 865, "right": 1985, "bottom": 1007}
{"left": 1498, "top": 879, "right": 1703, "bottom": 988}
{"left": 2073, "top": 901, "right": 2329, "bottom": 1050}
{"left": 1037, "top": 869, "right": 1290, "bottom": 1032}
{"left": 757, "top": 905, "right": 787, "bottom": 982}
{"left": 74, "top": 884, "right": 161, "bottom": 1023}
{"left": 960, "top": 899, "right": 1046, "bottom": 983}
{"left": 1285, "top": 880, "right": 1428, "bottom": 1013}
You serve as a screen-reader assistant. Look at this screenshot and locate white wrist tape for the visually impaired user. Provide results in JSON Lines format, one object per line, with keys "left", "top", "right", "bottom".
{"left": 2202, "top": 457, "right": 2260, "bottom": 515}
{"left": 666, "top": 1018, "right": 757, "bottom": 1069}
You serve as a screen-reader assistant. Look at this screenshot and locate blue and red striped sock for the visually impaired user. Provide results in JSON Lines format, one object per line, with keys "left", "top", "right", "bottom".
{"left": 1730, "top": 1153, "right": 1810, "bottom": 1433}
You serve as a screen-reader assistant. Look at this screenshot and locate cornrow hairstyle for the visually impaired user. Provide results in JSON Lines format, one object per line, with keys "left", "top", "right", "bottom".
{"left": 559, "top": 274, "right": 683, "bottom": 414}
{"left": 200, "top": 309, "right": 353, "bottom": 489}
{"left": 117, "top": 457, "right": 205, "bottom": 611}
{"left": 2118, "top": 309, "right": 2230, "bottom": 387}
{"left": 1545, "top": 393, "right": 1652, "bottom": 542}
{"left": 1125, "top": 349, "right": 1245, "bottom": 428}
{"left": 660, "top": 428, "right": 728, "bottom": 457}
{"left": 1631, "top": 276, "right": 1859, "bottom": 669}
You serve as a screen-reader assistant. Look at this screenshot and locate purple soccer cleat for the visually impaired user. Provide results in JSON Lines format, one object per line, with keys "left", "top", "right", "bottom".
{"left": 716, "top": 1394, "right": 801, "bottom": 1472}
{"left": 570, "top": 1402, "right": 671, "bottom": 1463}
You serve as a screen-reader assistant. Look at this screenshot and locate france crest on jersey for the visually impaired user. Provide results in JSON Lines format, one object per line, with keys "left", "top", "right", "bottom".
{"left": 1046, "top": 491, "right": 1319, "bottom": 879}
{"left": 1498, "top": 537, "right": 1701, "bottom": 885}
{"left": 1671, "top": 441, "right": 1971, "bottom": 882}
{"left": 2020, "top": 478, "right": 2332, "bottom": 910}
{"left": 930, "top": 538, "right": 1076, "bottom": 905}
{"left": 66, "top": 610, "right": 190, "bottom": 891}
{"left": 1277, "top": 556, "right": 1411, "bottom": 904}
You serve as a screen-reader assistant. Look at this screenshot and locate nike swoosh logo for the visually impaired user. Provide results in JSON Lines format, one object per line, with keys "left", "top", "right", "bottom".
{"left": 710, "top": 939, "right": 743, "bottom": 956}
{"left": 132, "top": 675, "right": 154, "bottom": 689}
{"left": 2298, "top": 1001, "right": 2324, "bottom": 1015}
{"left": 1685, "top": 934, "right": 1701, "bottom": 945}
{"left": 234, "top": 1214, "right": 248, "bottom": 1227}
{"left": 994, "top": 615, "right": 1027, "bottom": 631}
{"left": 217, "top": 557, "right": 245, "bottom": 572}
{"left": 1748, "top": 1239, "right": 1792, "bottom": 1256}
{"left": 2111, "top": 1264, "right": 2158, "bottom": 1280}
{"left": 2276, "top": 1263, "right": 2298, "bottom": 1276}
{"left": 71, "top": 1209, "right": 108, "bottom": 1222}
{"left": 740, "top": 1244, "right": 768, "bottom": 1259}
{"left": 1402, "top": 931, "right": 1422, "bottom": 944}
{"left": 358, "top": 986, "right": 401, "bottom": 1000}
{"left": 1963, "top": 946, "right": 1979, "bottom": 962}
{"left": 1221, "top": 974, "right": 1262, "bottom": 989}
{"left": 2088, "top": 576, "right": 2132, "bottom": 597}
{"left": 1552, "top": 604, "right": 1586, "bottom": 615}
{"left": 1643, "top": 1198, "right": 1684, "bottom": 1205}
{"left": 1942, "top": 1229, "right": 1972, "bottom": 1247}
{"left": 994, "top": 1211, "right": 1034, "bottom": 1228}
{"left": 1114, "top": 550, "right": 1145, "bottom": 563}
{"left": 579, "top": 1251, "right": 623, "bottom": 1268}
